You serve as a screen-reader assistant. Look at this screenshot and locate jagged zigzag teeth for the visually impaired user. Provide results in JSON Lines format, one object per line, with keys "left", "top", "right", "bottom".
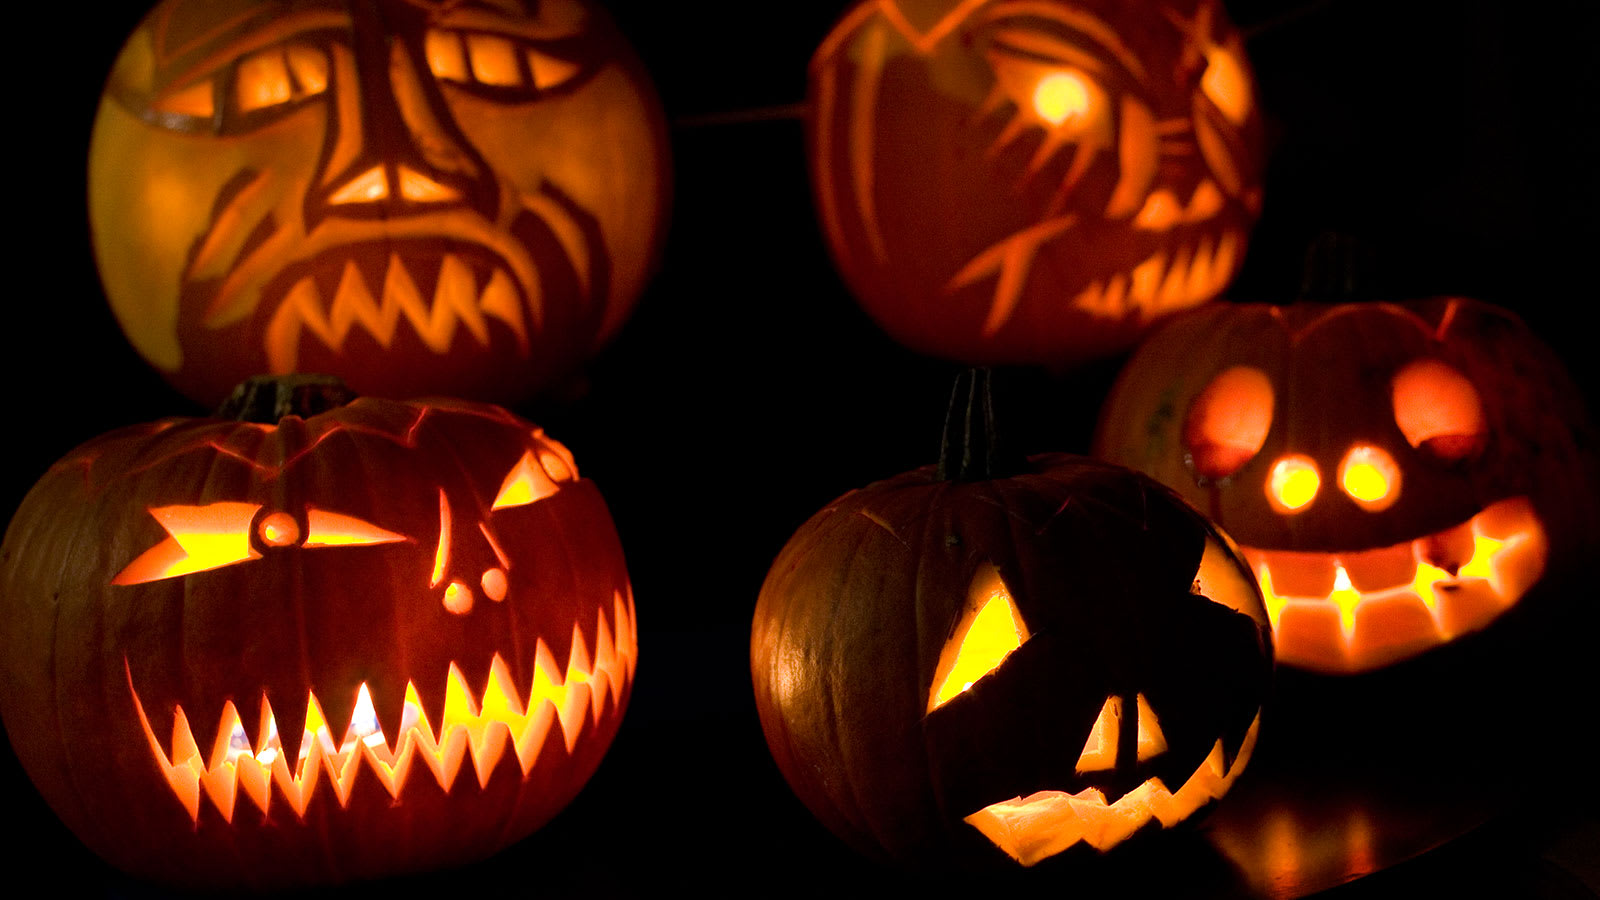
{"left": 965, "top": 713, "right": 1261, "bottom": 864}
{"left": 265, "top": 253, "right": 529, "bottom": 373}
{"left": 1074, "top": 229, "right": 1240, "bottom": 318}
{"left": 130, "top": 588, "right": 638, "bottom": 823}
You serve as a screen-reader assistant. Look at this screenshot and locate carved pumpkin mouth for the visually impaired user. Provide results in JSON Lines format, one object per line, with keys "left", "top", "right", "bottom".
{"left": 127, "top": 589, "right": 636, "bottom": 824}
{"left": 1242, "top": 496, "right": 1547, "bottom": 672}
{"left": 965, "top": 713, "right": 1260, "bottom": 865}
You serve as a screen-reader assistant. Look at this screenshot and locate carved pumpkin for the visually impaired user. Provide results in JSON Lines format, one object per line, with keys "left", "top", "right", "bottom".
{"left": 751, "top": 377, "right": 1272, "bottom": 868}
{"left": 1093, "top": 298, "right": 1591, "bottom": 674}
{"left": 808, "top": 0, "right": 1264, "bottom": 366}
{"left": 0, "top": 377, "right": 637, "bottom": 887}
{"left": 88, "top": 0, "right": 671, "bottom": 407}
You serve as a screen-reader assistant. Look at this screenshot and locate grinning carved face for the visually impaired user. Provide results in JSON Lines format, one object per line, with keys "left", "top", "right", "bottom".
{"left": 89, "top": 0, "right": 670, "bottom": 407}
{"left": 751, "top": 456, "right": 1273, "bottom": 869}
{"left": 807, "top": 0, "right": 1264, "bottom": 366}
{"left": 1093, "top": 299, "right": 1590, "bottom": 674}
{"left": 0, "top": 394, "right": 636, "bottom": 887}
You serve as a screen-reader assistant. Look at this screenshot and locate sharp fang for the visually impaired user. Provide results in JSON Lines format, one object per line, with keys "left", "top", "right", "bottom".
{"left": 265, "top": 276, "right": 319, "bottom": 373}
{"left": 480, "top": 268, "right": 531, "bottom": 349}
{"left": 437, "top": 255, "right": 490, "bottom": 347}
{"left": 1130, "top": 252, "right": 1166, "bottom": 306}
{"left": 1186, "top": 236, "right": 1215, "bottom": 300}
{"left": 1073, "top": 279, "right": 1105, "bottom": 315}
{"left": 1157, "top": 245, "right": 1193, "bottom": 307}
{"left": 1102, "top": 273, "right": 1128, "bottom": 313}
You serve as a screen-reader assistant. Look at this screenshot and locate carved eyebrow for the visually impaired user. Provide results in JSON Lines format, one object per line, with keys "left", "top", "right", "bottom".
{"left": 976, "top": 1, "right": 1148, "bottom": 82}
{"left": 432, "top": 1, "right": 588, "bottom": 42}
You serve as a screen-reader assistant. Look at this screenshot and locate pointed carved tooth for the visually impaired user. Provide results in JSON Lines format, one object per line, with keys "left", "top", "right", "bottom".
{"left": 1186, "top": 236, "right": 1214, "bottom": 300}
{"left": 437, "top": 254, "right": 489, "bottom": 346}
{"left": 1186, "top": 180, "right": 1224, "bottom": 222}
{"left": 1130, "top": 252, "right": 1166, "bottom": 306}
{"left": 1133, "top": 189, "right": 1182, "bottom": 230}
{"left": 383, "top": 254, "right": 453, "bottom": 353}
{"left": 265, "top": 277, "right": 322, "bottom": 373}
{"left": 480, "top": 268, "right": 531, "bottom": 348}
{"left": 1072, "top": 279, "right": 1105, "bottom": 315}
{"left": 1101, "top": 273, "right": 1128, "bottom": 315}
{"left": 329, "top": 259, "right": 393, "bottom": 348}
{"left": 1158, "top": 245, "right": 1193, "bottom": 307}
{"left": 1214, "top": 231, "right": 1239, "bottom": 284}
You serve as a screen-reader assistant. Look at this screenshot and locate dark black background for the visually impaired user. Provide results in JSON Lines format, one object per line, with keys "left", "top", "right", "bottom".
{"left": 4, "top": 0, "right": 1596, "bottom": 895}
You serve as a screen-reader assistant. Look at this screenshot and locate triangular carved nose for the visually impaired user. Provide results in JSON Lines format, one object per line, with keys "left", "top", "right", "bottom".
{"left": 327, "top": 165, "right": 464, "bottom": 206}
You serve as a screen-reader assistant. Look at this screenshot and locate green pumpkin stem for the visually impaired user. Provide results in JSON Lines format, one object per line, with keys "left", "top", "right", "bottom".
{"left": 216, "top": 374, "right": 358, "bottom": 423}
{"left": 937, "top": 368, "right": 1028, "bottom": 482}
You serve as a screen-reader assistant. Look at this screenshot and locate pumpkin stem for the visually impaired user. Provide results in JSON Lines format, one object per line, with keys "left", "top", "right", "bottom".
{"left": 1298, "top": 231, "right": 1377, "bottom": 302}
{"left": 216, "top": 375, "right": 358, "bottom": 423}
{"left": 937, "top": 368, "right": 1028, "bottom": 482}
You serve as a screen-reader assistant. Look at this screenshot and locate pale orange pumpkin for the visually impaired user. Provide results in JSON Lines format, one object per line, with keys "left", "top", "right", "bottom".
{"left": 89, "top": 0, "right": 671, "bottom": 407}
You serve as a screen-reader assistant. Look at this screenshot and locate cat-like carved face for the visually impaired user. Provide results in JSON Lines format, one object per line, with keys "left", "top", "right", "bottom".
{"left": 808, "top": 0, "right": 1264, "bottom": 365}
{"left": 89, "top": 0, "right": 670, "bottom": 407}
{"left": 0, "top": 395, "right": 637, "bottom": 887}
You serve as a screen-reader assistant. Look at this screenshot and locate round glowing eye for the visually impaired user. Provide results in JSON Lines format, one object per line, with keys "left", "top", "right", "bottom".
{"left": 258, "top": 512, "right": 300, "bottom": 547}
{"left": 1339, "top": 445, "right": 1401, "bottom": 511}
{"left": 1033, "top": 71, "right": 1093, "bottom": 126}
{"left": 1266, "top": 455, "right": 1319, "bottom": 513}
{"left": 1392, "top": 359, "right": 1487, "bottom": 462}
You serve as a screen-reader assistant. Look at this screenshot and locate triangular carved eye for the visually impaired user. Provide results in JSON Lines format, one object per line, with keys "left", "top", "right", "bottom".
{"left": 927, "top": 564, "right": 1031, "bottom": 713}
{"left": 1075, "top": 694, "right": 1168, "bottom": 773}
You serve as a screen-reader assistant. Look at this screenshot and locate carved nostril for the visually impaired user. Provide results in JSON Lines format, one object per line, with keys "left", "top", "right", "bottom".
{"left": 482, "top": 568, "right": 507, "bottom": 602}
{"left": 443, "top": 580, "right": 474, "bottom": 615}
{"left": 1339, "top": 445, "right": 1401, "bottom": 511}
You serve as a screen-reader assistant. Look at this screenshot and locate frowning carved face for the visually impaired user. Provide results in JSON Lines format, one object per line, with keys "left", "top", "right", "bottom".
{"left": 0, "top": 393, "right": 636, "bottom": 887}
{"left": 1093, "top": 299, "right": 1592, "bottom": 673}
{"left": 89, "top": 0, "right": 670, "bottom": 407}
{"left": 751, "top": 456, "right": 1272, "bottom": 869}
{"left": 807, "top": 0, "right": 1264, "bottom": 365}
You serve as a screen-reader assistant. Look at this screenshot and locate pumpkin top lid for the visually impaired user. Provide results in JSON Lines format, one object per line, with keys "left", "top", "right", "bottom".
{"left": 216, "top": 374, "right": 357, "bottom": 424}
{"left": 936, "top": 368, "right": 1029, "bottom": 483}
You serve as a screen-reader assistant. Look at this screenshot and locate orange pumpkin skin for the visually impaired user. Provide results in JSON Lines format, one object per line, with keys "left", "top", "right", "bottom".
{"left": 751, "top": 455, "right": 1272, "bottom": 869}
{"left": 88, "top": 0, "right": 670, "bottom": 408}
{"left": 808, "top": 0, "right": 1264, "bottom": 366}
{"left": 1092, "top": 298, "right": 1593, "bottom": 674}
{"left": 0, "top": 386, "right": 637, "bottom": 887}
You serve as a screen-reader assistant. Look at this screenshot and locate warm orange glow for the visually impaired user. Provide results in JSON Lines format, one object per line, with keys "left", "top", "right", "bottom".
{"left": 467, "top": 34, "right": 522, "bottom": 87}
{"left": 1033, "top": 71, "right": 1092, "bottom": 126}
{"left": 1075, "top": 696, "right": 1120, "bottom": 773}
{"left": 928, "top": 565, "right": 1030, "bottom": 713}
{"left": 431, "top": 489, "right": 451, "bottom": 588}
{"left": 1248, "top": 497, "right": 1547, "bottom": 672}
{"left": 1267, "top": 455, "right": 1319, "bottom": 513}
{"left": 155, "top": 81, "right": 214, "bottom": 118}
{"left": 482, "top": 568, "right": 508, "bottom": 602}
{"left": 528, "top": 51, "right": 581, "bottom": 90}
{"left": 493, "top": 448, "right": 574, "bottom": 510}
{"left": 113, "top": 503, "right": 263, "bottom": 584}
{"left": 1184, "top": 366, "right": 1273, "bottom": 479}
{"left": 1339, "top": 445, "right": 1400, "bottom": 510}
{"left": 1134, "top": 693, "right": 1167, "bottom": 760}
{"left": 328, "top": 166, "right": 389, "bottom": 204}
{"left": 425, "top": 29, "right": 469, "bottom": 81}
{"left": 966, "top": 714, "right": 1261, "bottom": 863}
{"left": 442, "top": 580, "right": 473, "bottom": 615}
{"left": 237, "top": 48, "right": 293, "bottom": 113}
{"left": 1392, "top": 359, "right": 1487, "bottom": 460}
{"left": 397, "top": 166, "right": 460, "bottom": 203}
{"left": 302, "top": 508, "right": 409, "bottom": 548}
{"left": 130, "top": 589, "right": 638, "bottom": 822}
{"left": 258, "top": 512, "right": 300, "bottom": 547}
{"left": 1201, "top": 48, "right": 1251, "bottom": 124}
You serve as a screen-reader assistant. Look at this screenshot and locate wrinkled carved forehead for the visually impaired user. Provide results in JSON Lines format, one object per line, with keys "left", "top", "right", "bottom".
{"left": 114, "top": 0, "right": 588, "bottom": 101}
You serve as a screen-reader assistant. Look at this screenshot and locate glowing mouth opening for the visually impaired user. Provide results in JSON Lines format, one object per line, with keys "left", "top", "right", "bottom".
{"left": 129, "top": 589, "right": 636, "bottom": 823}
{"left": 1244, "top": 496, "right": 1546, "bottom": 673}
{"left": 264, "top": 251, "right": 533, "bottom": 373}
{"left": 1071, "top": 228, "right": 1242, "bottom": 320}
{"left": 965, "top": 714, "right": 1261, "bottom": 865}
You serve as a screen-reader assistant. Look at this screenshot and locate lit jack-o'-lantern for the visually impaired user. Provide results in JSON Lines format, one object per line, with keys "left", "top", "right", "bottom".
{"left": 1093, "top": 298, "right": 1591, "bottom": 674}
{"left": 0, "top": 377, "right": 637, "bottom": 887}
{"left": 752, "top": 385, "right": 1272, "bottom": 868}
{"left": 808, "top": 0, "right": 1264, "bottom": 365}
{"left": 89, "top": 0, "right": 670, "bottom": 407}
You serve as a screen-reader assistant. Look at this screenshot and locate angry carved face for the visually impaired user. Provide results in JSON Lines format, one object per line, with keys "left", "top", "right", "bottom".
{"left": 89, "top": 0, "right": 670, "bottom": 407}
{"left": 0, "top": 393, "right": 636, "bottom": 887}
{"left": 751, "top": 456, "right": 1273, "bottom": 869}
{"left": 807, "top": 0, "right": 1264, "bottom": 365}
